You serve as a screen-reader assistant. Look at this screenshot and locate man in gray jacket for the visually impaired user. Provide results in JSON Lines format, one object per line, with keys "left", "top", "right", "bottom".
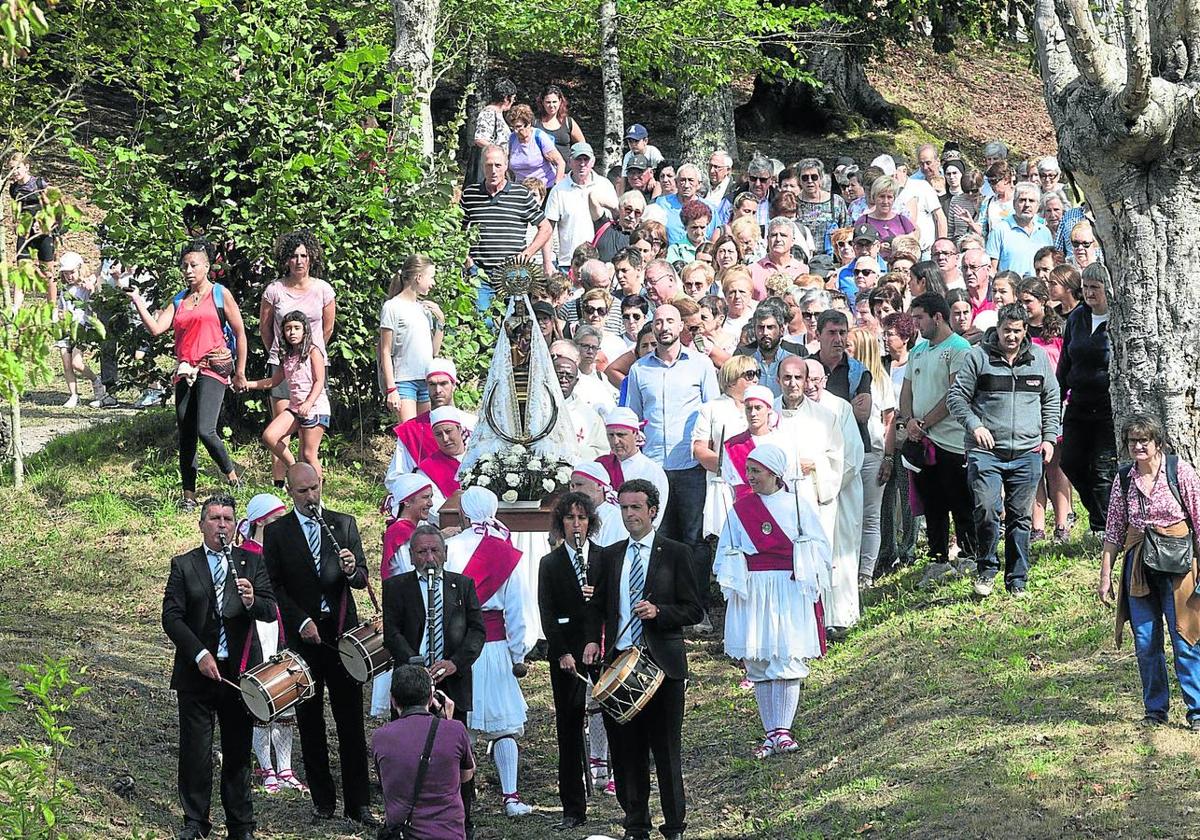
{"left": 947, "top": 303, "right": 1061, "bottom": 598}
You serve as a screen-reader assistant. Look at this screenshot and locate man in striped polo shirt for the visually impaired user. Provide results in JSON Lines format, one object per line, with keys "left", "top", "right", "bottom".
{"left": 461, "top": 144, "right": 553, "bottom": 311}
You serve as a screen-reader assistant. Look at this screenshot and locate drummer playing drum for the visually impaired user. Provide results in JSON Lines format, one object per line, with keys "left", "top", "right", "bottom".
{"left": 162, "top": 494, "right": 277, "bottom": 840}
{"left": 583, "top": 479, "right": 702, "bottom": 840}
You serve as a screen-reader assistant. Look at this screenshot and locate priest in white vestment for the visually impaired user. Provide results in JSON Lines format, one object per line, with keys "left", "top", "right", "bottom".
{"left": 773, "top": 356, "right": 844, "bottom": 539}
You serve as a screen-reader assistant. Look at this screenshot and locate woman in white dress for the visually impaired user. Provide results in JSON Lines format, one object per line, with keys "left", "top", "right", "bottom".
{"left": 715, "top": 444, "right": 831, "bottom": 759}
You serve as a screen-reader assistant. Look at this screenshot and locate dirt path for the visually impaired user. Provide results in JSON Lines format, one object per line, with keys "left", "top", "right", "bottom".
{"left": 17, "top": 387, "right": 140, "bottom": 458}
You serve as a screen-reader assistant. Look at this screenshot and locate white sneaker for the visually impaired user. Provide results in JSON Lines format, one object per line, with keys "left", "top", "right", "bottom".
{"left": 62, "top": 394, "right": 79, "bottom": 408}
{"left": 503, "top": 795, "right": 533, "bottom": 817}
{"left": 973, "top": 578, "right": 995, "bottom": 597}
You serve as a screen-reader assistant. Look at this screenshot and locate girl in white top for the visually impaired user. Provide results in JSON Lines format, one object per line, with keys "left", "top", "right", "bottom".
{"left": 377, "top": 254, "right": 444, "bottom": 422}
{"left": 848, "top": 328, "right": 897, "bottom": 586}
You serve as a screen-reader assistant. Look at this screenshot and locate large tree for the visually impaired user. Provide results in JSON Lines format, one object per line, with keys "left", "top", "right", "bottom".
{"left": 1033, "top": 0, "right": 1200, "bottom": 458}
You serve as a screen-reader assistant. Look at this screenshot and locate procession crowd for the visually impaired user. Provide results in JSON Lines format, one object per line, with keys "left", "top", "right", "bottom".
{"left": 15, "top": 77, "right": 1200, "bottom": 840}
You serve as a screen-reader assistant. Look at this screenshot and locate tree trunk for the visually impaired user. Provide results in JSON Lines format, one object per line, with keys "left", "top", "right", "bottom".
{"left": 391, "top": 0, "right": 438, "bottom": 156}
{"left": 462, "top": 34, "right": 489, "bottom": 161}
{"left": 736, "top": 42, "right": 895, "bottom": 135}
{"left": 1034, "top": 0, "right": 1200, "bottom": 460}
{"left": 598, "top": 0, "right": 624, "bottom": 178}
{"left": 675, "top": 82, "right": 736, "bottom": 168}
{"left": 10, "top": 400, "right": 21, "bottom": 488}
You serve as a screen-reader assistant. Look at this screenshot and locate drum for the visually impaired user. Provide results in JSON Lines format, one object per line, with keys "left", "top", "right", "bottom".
{"left": 592, "top": 647, "right": 664, "bottom": 724}
{"left": 239, "top": 650, "right": 315, "bottom": 723}
{"left": 338, "top": 616, "right": 392, "bottom": 683}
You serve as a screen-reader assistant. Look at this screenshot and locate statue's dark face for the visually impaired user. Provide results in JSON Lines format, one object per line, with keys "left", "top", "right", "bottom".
{"left": 509, "top": 320, "right": 532, "bottom": 361}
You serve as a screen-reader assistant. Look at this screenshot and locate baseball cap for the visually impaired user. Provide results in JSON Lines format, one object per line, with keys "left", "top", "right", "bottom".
{"left": 807, "top": 254, "right": 836, "bottom": 278}
{"left": 570, "top": 142, "right": 595, "bottom": 160}
{"left": 532, "top": 301, "right": 556, "bottom": 320}
{"left": 624, "top": 124, "right": 648, "bottom": 141}
{"left": 626, "top": 153, "right": 652, "bottom": 172}
{"left": 852, "top": 223, "right": 879, "bottom": 244}
{"left": 58, "top": 252, "right": 83, "bottom": 273}
{"left": 870, "top": 154, "right": 896, "bottom": 176}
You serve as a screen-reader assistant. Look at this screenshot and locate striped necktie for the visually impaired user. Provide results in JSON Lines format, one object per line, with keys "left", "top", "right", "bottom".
{"left": 427, "top": 574, "right": 444, "bottom": 666}
{"left": 305, "top": 519, "right": 329, "bottom": 613}
{"left": 628, "top": 542, "right": 645, "bottom": 647}
{"left": 209, "top": 551, "right": 228, "bottom": 658}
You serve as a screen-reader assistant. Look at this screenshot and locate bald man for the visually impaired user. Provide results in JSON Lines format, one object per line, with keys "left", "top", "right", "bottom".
{"left": 262, "top": 463, "right": 375, "bottom": 826}
{"left": 625, "top": 302, "right": 719, "bottom": 626}
{"left": 774, "top": 356, "right": 844, "bottom": 540}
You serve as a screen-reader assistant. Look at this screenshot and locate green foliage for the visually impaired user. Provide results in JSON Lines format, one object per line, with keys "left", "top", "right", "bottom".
{"left": 0, "top": 658, "right": 90, "bottom": 839}
{"left": 74, "top": 0, "right": 487, "bottom": 427}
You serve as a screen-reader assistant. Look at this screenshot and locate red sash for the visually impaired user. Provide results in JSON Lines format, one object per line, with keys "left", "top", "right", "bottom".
{"left": 417, "top": 450, "right": 462, "bottom": 498}
{"left": 393, "top": 412, "right": 434, "bottom": 466}
{"left": 381, "top": 518, "right": 416, "bottom": 581}
{"left": 597, "top": 453, "right": 625, "bottom": 489}
{"left": 482, "top": 610, "right": 507, "bottom": 643}
{"left": 724, "top": 430, "right": 758, "bottom": 501}
{"left": 461, "top": 534, "right": 523, "bottom": 605}
{"left": 734, "top": 492, "right": 793, "bottom": 572}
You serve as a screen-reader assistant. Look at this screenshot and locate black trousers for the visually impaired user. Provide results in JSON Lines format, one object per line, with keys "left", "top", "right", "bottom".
{"left": 177, "top": 659, "right": 254, "bottom": 836}
{"left": 454, "top": 706, "right": 476, "bottom": 838}
{"left": 911, "top": 443, "right": 978, "bottom": 564}
{"left": 604, "top": 676, "right": 687, "bottom": 839}
{"left": 294, "top": 618, "right": 369, "bottom": 815}
{"left": 175, "top": 376, "right": 235, "bottom": 492}
{"left": 1060, "top": 405, "right": 1118, "bottom": 532}
{"left": 549, "top": 659, "right": 592, "bottom": 819}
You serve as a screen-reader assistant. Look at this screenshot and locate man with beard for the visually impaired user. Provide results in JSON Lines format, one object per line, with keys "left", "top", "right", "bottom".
{"left": 901, "top": 292, "right": 978, "bottom": 584}
{"left": 747, "top": 303, "right": 802, "bottom": 398}
{"left": 386, "top": 359, "right": 474, "bottom": 482}
{"left": 986, "top": 182, "right": 1053, "bottom": 276}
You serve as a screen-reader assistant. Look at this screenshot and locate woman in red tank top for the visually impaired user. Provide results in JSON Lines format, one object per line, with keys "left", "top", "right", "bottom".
{"left": 127, "top": 238, "right": 249, "bottom": 511}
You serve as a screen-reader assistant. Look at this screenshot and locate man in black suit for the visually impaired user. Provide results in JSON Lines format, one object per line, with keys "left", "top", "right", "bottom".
{"left": 382, "top": 523, "right": 486, "bottom": 838}
{"left": 261, "top": 463, "right": 375, "bottom": 827}
{"left": 539, "top": 491, "right": 602, "bottom": 831}
{"left": 162, "top": 494, "right": 276, "bottom": 840}
{"left": 583, "top": 479, "right": 702, "bottom": 840}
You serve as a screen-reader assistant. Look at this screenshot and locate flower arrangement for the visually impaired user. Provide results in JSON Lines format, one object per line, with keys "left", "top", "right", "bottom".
{"left": 459, "top": 444, "right": 573, "bottom": 504}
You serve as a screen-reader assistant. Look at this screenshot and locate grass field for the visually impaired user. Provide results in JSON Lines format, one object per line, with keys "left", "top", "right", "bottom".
{"left": 3, "top": 410, "right": 1200, "bottom": 840}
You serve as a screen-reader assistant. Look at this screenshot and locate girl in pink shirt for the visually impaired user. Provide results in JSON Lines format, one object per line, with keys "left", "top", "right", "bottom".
{"left": 248, "top": 310, "right": 331, "bottom": 476}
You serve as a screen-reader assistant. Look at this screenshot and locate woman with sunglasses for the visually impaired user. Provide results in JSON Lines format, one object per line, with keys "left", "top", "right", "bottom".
{"left": 1099, "top": 413, "right": 1200, "bottom": 730}
{"left": 692, "top": 355, "right": 758, "bottom": 542}
{"left": 948, "top": 170, "right": 984, "bottom": 242}
{"left": 793, "top": 158, "right": 848, "bottom": 255}
{"left": 1068, "top": 220, "right": 1102, "bottom": 269}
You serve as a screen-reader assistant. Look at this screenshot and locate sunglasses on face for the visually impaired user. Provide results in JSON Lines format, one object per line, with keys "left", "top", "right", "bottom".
{"left": 854, "top": 268, "right": 877, "bottom": 276}
{"left": 579, "top": 344, "right": 600, "bottom": 352}
{"left": 622, "top": 312, "right": 644, "bottom": 320}
{"left": 800, "top": 174, "right": 820, "bottom": 182}
{"left": 585, "top": 306, "right": 608, "bottom": 315}
{"left": 1071, "top": 240, "right": 1094, "bottom": 248}
{"left": 740, "top": 370, "right": 760, "bottom": 380}
{"left": 749, "top": 175, "right": 771, "bottom": 183}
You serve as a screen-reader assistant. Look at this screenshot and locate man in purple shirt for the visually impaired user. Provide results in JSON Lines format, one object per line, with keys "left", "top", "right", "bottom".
{"left": 374, "top": 665, "right": 475, "bottom": 840}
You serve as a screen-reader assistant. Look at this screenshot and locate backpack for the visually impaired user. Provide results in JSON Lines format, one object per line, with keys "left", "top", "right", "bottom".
{"left": 174, "top": 283, "right": 236, "bottom": 354}
{"left": 1119, "top": 455, "right": 1190, "bottom": 527}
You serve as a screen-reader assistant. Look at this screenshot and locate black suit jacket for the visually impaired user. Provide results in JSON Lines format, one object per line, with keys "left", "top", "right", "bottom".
{"left": 538, "top": 542, "right": 600, "bottom": 662}
{"left": 584, "top": 534, "right": 701, "bottom": 681}
{"left": 262, "top": 508, "right": 369, "bottom": 643}
{"left": 162, "top": 545, "right": 276, "bottom": 693}
{"left": 382, "top": 570, "right": 486, "bottom": 711}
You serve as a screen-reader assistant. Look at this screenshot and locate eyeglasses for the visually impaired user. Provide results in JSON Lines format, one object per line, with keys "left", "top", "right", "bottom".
{"left": 800, "top": 174, "right": 820, "bottom": 182}
{"left": 622, "top": 207, "right": 644, "bottom": 216}
{"left": 986, "top": 177, "right": 1002, "bottom": 185}
{"left": 1128, "top": 437, "right": 1152, "bottom": 447}
{"left": 932, "top": 250, "right": 956, "bottom": 258}
{"left": 740, "top": 370, "right": 760, "bottom": 380}
{"left": 622, "top": 311, "right": 644, "bottom": 320}
{"left": 749, "top": 175, "right": 772, "bottom": 183}
{"left": 1071, "top": 240, "right": 1094, "bottom": 248}
{"left": 578, "top": 343, "right": 600, "bottom": 353}
{"left": 854, "top": 268, "right": 877, "bottom": 275}
{"left": 585, "top": 306, "right": 608, "bottom": 315}
{"left": 801, "top": 311, "right": 818, "bottom": 320}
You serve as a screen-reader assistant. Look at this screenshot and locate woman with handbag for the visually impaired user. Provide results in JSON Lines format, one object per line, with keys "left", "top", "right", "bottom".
{"left": 1099, "top": 414, "right": 1200, "bottom": 728}
{"left": 127, "top": 237, "right": 247, "bottom": 511}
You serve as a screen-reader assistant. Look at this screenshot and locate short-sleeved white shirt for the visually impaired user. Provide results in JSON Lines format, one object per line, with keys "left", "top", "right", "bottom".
{"left": 379, "top": 297, "right": 433, "bottom": 382}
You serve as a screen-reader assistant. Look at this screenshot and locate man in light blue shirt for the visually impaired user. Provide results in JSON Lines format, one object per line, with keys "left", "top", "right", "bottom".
{"left": 625, "top": 302, "right": 717, "bottom": 611}
{"left": 986, "top": 182, "right": 1052, "bottom": 276}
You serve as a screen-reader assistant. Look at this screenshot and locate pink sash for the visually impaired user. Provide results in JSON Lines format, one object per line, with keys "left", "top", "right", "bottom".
{"left": 393, "top": 412, "right": 434, "bottom": 466}
{"left": 417, "top": 450, "right": 462, "bottom": 498}
{"left": 734, "top": 492, "right": 793, "bottom": 572}
{"left": 482, "top": 611, "right": 507, "bottom": 643}
{"left": 461, "top": 534, "right": 523, "bottom": 605}
{"left": 724, "top": 430, "right": 757, "bottom": 501}
{"left": 381, "top": 518, "right": 416, "bottom": 581}
{"left": 597, "top": 453, "right": 625, "bottom": 490}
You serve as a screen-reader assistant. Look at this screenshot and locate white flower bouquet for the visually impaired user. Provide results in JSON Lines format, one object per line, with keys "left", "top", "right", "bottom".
{"left": 459, "top": 449, "right": 574, "bottom": 503}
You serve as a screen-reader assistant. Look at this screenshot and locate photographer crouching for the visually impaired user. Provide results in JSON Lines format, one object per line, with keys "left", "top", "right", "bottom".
{"left": 372, "top": 664, "right": 476, "bottom": 840}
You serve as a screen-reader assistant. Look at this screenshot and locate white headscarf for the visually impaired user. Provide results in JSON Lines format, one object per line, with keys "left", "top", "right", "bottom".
{"left": 238, "top": 493, "right": 287, "bottom": 540}
{"left": 460, "top": 485, "right": 510, "bottom": 540}
{"left": 572, "top": 461, "right": 618, "bottom": 506}
{"left": 746, "top": 442, "right": 789, "bottom": 490}
{"left": 384, "top": 473, "right": 433, "bottom": 519}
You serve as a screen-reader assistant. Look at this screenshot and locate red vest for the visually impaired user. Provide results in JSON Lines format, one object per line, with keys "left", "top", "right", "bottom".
{"left": 724, "top": 430, "right": 759, "bottom": 501}
{"left": 392, "top": 412, "right": 434, "bottom": 466}
{"left": 381, "top": 519, "right": 416, "bottom": 581}
{"left": 460, "top": 534, "right": 523, "bottom": 605}
{"left": 734, "top": 492, "right": 793, "bottom": 572}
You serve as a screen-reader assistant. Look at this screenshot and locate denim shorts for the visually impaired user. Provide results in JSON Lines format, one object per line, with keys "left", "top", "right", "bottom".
{"left": 395, "top": 378, "right": 430, "bottom": 402}
{"left": 289, "top": 409, "right": 330, "bottom": 429}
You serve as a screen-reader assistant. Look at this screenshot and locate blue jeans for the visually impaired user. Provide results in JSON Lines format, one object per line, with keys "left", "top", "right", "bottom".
{"left": 475, "top": 282, "right": 495, "bottom": 314}
{"left": 1124, "top": 557, "right": 1200, "bottom": 722}
{"left": 967, "top": 448, "right": 1042, "bottom": 590}
{"left": 662, "top": 465, "right": 711, "bottom": 607}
